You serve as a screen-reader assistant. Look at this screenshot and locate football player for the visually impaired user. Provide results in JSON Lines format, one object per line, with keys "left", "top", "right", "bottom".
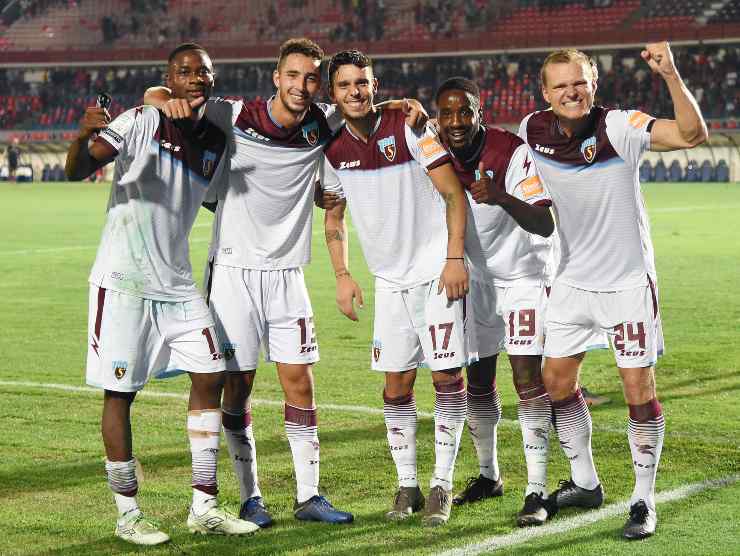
{"left": 65, "top": 43, "right": 257, "bottom": 544}
{"left": 435, "top": 77, "right": 557, "bottom": 527}
{"left": 321, "top": 50, "right": 474, "bottom": 527}
{"left": 519, "top": 42, "right": 707, "bottom": 539}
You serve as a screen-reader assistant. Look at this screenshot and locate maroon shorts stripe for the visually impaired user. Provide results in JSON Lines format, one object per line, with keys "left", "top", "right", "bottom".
{"left": 94, "top": 287, "right": 107, "bottom": 339}
{"left": 202, "top": 327, "right": 217, "bottom": 356}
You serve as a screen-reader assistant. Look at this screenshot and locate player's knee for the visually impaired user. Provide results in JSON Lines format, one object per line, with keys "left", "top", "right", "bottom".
{"left": 384, "top": 372, "right": 415, "bottom": 398}
{"left": 467, "top": 355, "right": 497, "bottom": 387}
{"left": 431, "top": 368, "right": 463, "bottom": 388}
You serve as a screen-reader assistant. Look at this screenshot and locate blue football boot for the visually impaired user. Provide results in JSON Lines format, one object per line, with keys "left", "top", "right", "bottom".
{"left": 293, "top": 495, "right": 354, "bottom": 524}
{"left": 239, "top": 496, "right": 273, "bottom": 528}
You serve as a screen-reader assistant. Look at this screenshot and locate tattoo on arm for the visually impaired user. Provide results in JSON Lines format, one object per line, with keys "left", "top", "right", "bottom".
{"left": 442, "top": 192, "right": 456, "bottom": 209}
{"left": 325, "top": 229, "right": 344, "bottom": 243}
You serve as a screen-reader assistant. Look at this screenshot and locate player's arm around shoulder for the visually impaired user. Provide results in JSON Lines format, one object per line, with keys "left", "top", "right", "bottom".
{"left": 641, "top": 42, "right": 708, "bottom": 152}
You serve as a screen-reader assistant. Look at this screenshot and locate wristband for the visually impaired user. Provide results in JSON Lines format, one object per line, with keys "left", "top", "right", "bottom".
{"left": 446, "top": 257, "right": 464, "bottom": 260}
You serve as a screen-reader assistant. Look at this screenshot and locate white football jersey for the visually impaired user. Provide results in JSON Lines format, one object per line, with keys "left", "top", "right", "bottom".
{"left": 90, "top": 106, "right": 228, "bottom": 301}
{"left": 204, "top": 96, "right": 342, "bottom": 270}
{"left": 449, "top": 125, "right": 553, "bottom": 286}
{"left": 322, "top": 110, "right": 452, "bottom": 291}
{"left": 519, "top": 107, "right": 657, "bottom": 291}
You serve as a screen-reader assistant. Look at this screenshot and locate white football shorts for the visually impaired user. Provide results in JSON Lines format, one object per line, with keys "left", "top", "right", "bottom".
{"left": 470, "top": 280, "right": 548, "bottom": 358}
{"left": 206, "top": 264, "right": 319, "bottom": 371}
{"left": 86, "top": 285, "right": 225, "bottom": 393}
{"left": 371, "top": 279, "right": 478, "bottom": 372}
{"left": 544, "top": 279, "right": 664, "bottom": 368}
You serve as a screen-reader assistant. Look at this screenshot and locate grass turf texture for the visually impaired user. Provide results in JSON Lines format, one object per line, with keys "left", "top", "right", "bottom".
{"left": 0, "top": 181, "right": 738, "bottom": 555}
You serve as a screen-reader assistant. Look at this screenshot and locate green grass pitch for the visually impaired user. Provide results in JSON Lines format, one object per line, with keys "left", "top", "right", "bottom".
{"left": 0, "top": 182, "right": 738, "bottom": 555}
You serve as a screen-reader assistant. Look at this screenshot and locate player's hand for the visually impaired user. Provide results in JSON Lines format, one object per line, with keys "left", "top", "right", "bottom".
{"left": 641, "top": 42, "right": 679, "bottom": 80}
{"left": 314, "top": 183, "right": 342, "bottom": 210}
{"left": 438, "top": 259, "right": 468, "bottom": 302}
{"left": 162, "top": 96, "right": 205, "bottom": 120}
{"left": 336, "top": 274, "right": 364, "bottom": 321}
{"left": 403, "top": 98, "right": 429, "bottom": 132}
{"left": 470, "top": 161, "right": 503, "bottom": 204}
{"left": 78, "top": 107, "right": 111, "bottom": 140}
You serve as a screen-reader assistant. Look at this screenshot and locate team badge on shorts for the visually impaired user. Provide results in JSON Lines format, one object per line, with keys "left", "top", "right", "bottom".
{"left": 301, "top": 121, "right": 319, "bottom": 146}
{"left": 113, "top": 360, "right": 128, "bottom": 380}
{"left": 202, "top": 150, "right": 217, "bottom": 177}
{"left": 372, "top": 340, "right": 382, "bottom": 363}
{"left": 221, "top": 342, "right": 237, "bottom": 361}
{"left": 580, "top": 136, "right": 597, "bottom": 163}
{"left": 378, "top": 135, "right": 396, "bottom": 162}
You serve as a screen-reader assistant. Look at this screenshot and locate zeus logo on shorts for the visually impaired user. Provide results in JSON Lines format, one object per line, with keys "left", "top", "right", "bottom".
{"left": 113, "top": 360, "right": 128, "bottom": 380}
{"left": 298, "top": 317, "right": 317, "bottom": 354}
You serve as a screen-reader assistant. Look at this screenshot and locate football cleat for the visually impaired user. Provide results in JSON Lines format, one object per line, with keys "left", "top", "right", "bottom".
{"left": 581, "top": 387, "right": 611, "bottom": 407}
{"left": 115, "top": 511, "right": 170, "bottom": 546}
{"left": 293, "top": 495, "right": 354, "bottom": 524}
{"left": 452, "top": 475, "right": 504, "bottom": 505}
{"left": 187, "top": 504, "right": 259, "bottom": 535}
{"left": 623, "top": 500, "right": 657, "bottom": 540}
{"left": 386, "top": 486, "right": 425, "bottom": 521}
{"left": 516, "top": 492, "right": 558, "bottom": 527}
{"left": 422, "top": 486, "right": 452, "bottom": 527}
{"left": 551, "top": 478, "right": 604, "bottom": 509}
{"left": 240, "top": 496, "right": 273, "bottom": 528}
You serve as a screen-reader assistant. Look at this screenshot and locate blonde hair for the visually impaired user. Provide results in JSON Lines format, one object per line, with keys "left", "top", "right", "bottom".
{"left": 540, "top": 49, "right": 598, "bottom": 87}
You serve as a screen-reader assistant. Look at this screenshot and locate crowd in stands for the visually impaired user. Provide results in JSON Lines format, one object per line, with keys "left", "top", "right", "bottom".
{"left": 0, "top": 43, "right": 737, "bottom": 130}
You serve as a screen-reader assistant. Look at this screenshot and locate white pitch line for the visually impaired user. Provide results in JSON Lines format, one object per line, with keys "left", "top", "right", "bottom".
{"left": 651, "top": 204, "right": 740, "bottom": 213}
{"left": 0, "top": 379, "right": 726, "bottom": 440}
{"left": 0, "top": 237, "right": 211, "bottom": 257}
{"left": 434, "top": 475, "right": 739, "bottom": 556}
{"left": 0, "top": 380, "right": 433, "bottom": 419}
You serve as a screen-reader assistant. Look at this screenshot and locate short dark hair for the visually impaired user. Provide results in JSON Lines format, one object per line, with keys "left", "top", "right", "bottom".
{"left": 327, "top": 49, "right": 372, "bottom": 89}
{"left": 168, "top": 42, "right": 208, "bottom": 63}
{"left": 435, "top": 77, "right": 480, "bottom": 105}
{"left": 277, "top": 38, "right": 324, "bottom": 69}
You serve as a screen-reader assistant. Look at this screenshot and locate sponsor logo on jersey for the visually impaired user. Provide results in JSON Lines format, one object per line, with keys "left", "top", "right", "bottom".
{"left": 372, "top": 340, "right": 382, "bottom": 362}
{"left": 378, "top": 135, "right": 397, "bottom": 161}
{"left": 534, "top": 143, "right": 554, "bottom": 155}
{"left": 580, "top": 136, "right": 597, "bottom": 163}
{"left": 474, "top": 168, "right": 494, "bottom": 181}
{"left": 103, "top": 128, "right": 124, "bottom": 144}
{"left": 202, "top": 150, "right": 217, "bottom": 178}
{"left": 418, "top": 135, "right": 444, "bottom": 158}
{"left": 301, "top": 121, "right": 319, "bottom": 146}
{"left": 520, "top": 175, "right": 544, "bottom": 199}
{"left": 113, "top": 360, "right": 128, "bottom": 380}
{"left": 243, "top": 127, "right": 270, "bottom": 142}
{"left": 338, "top": 160, "right": 361, "bottom": 169}
{"left": 628, "top": 111, "right": 651, "bottom": 129}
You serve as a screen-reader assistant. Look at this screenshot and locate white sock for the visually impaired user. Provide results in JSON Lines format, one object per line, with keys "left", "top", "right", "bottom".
{"left": 551, "top": 388, "right": 599, "bottom": 490}
{"left": 188, "top": 409, "right": 221, "bottom": 512}
{"left": 431, "top": 377, "right": 466, "bottom": 490}
{"left": 518, "top": 386, "right": 552, "bottom": 497}
{"left": 383, "top": 390, "right": 418, "bottom": 488}
{"left": 284, "top": 403, "right": 320, "bottom": 504}
{"left": 105, "top": 458, "right": 140, "bottom": 518}
{"left": 222, "top": 406, "right": 262, "bottom": 502}
{"left": 628, "top": 399, "right": 665, "bottom": 511}
{"left": 466, "top": 383, "right": 502, "bottom": 481}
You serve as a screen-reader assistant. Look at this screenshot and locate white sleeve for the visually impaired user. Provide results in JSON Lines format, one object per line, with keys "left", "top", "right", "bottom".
{"left": 406, "top": 123, "right": 449, "bottom": 169}
{"left": 97, "top": 106, "right": 149, "bottom": 153}
{"left": 204, "top": 146, "right": 230, "bottom": 203}
{"left": 317, "top": 103, "right": 345, "bottom": 133}
{"left": 505, "top": 144, "right": 551, "bottom": 205}
{"left": 204, "top": 97, "right": 243, "bottom": 133}
{"left": 605, "top": 109, "right": 655, "bottom": 167}
{"left": 319, "top": 156, "right": 345, "bottom": 198}
{"left": 517, "top": 113, "right": 533, "bottom": 142}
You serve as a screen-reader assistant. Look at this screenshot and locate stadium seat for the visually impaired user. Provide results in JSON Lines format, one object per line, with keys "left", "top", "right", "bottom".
{"left": 715, "top": 160, "right": 730, "bottom": 182}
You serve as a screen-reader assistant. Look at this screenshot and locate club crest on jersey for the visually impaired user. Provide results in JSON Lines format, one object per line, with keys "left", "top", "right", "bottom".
{"left": 378, "top": 135, "right": 396, "bottom": 162}
{"left": 202, "top": 150, "right": 217, "bottom": 177}
{"left": 580, "top": 136, "right": 597, "bottom": 163}
{"left": 113, "top": 361, "right": 128, "bottom": 380}
{"left": 301, "top": 121, "right": 319, "bottom": 146}
{"left": 221, "top": 342, "right": 237, "bottom": 361}
{"left": 474, "top": 169, "right": 494, "bottom": 181}
{"left": 373, "top": 340, "right": 382, "bottom": 363}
